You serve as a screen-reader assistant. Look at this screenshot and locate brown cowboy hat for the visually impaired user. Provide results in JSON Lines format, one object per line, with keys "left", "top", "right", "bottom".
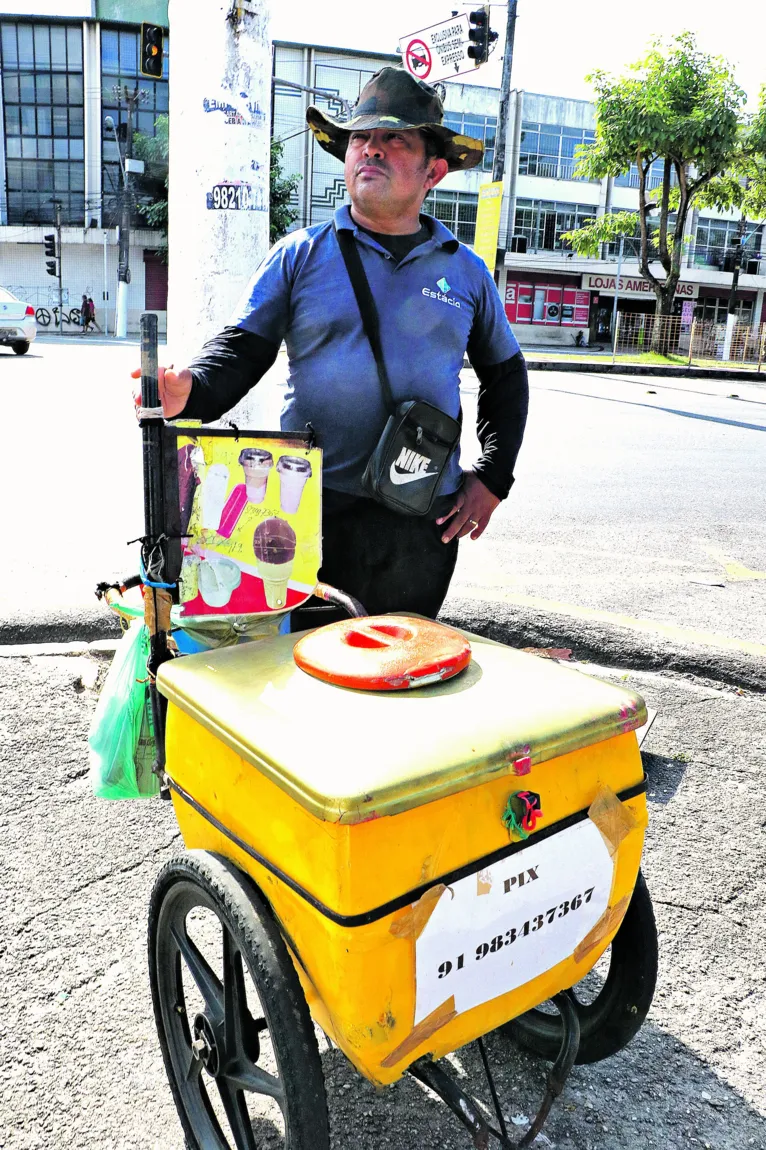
{"left": 306, "top": 66, "right": 484, "bottom": 173}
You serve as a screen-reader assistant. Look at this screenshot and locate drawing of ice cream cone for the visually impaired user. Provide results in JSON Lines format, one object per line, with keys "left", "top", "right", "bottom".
{"left": 276, "top": 455, "right": 312, "bottom": 513}
{"left": 253, "top": 518, "right": 296, "bottom": 609}
{"left": 239, "top": 447, "right": 273, "bottom": 505}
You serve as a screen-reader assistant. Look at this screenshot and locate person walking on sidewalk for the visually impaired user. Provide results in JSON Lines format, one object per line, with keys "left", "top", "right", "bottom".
{"left": 80, "top": 294, "right": 97, "bottom": 335}
{"left": 87, "top": 296, "right": 101, "bottom": 333}
{"left": 135, "top": 68, "right": 528, "bottom": 622}
{"left": 79, "top": 294, "right": 91, "bottom": 335}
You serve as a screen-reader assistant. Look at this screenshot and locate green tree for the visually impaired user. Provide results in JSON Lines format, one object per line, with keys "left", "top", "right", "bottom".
{"left": 132, "top": 113, "right": 169, "bottom": 245}
{"left": 562, "top": 34, "right": 763, "bottom": 347}
{"left": 131, "top": 122, "right": 302, "bottom": 251}
{"left": 270, "top": 138, "right": 300, "bottom": 244}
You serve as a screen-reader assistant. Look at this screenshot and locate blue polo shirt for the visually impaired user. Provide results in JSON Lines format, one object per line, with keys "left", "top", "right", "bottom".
{"left": 230, "top": 205, "right": 520, "bottom": 497}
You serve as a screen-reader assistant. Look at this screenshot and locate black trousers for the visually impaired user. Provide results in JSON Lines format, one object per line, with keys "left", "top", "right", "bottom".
{"left": 291, "top": 491, "right": 459, "bottom": 630}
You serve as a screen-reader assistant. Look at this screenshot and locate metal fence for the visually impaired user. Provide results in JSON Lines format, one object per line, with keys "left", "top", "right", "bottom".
{"left": 613, "top": 313, "right": 766, "bottom": 370}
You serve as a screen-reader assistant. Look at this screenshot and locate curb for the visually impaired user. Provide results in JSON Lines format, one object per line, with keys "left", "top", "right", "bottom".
{"left": 3, "top": 598, "right": 764, "bottom": 693}
{"left": 439, "top": 597, "right": 766, "bottom": 693}
{"left": 0, "top": 609, "right": 121, "bottom": 647}
{"left": 525, "top": 360, "right": 765, "bottom": 382}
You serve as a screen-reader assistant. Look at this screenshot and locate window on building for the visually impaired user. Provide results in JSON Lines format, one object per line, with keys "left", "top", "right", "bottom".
{"left": 614, "top": 160, "right": 672, "bottom": 190}
{"left": 443, "top": 112, "right": 497, "bottom": 173}
{"left": 101, "top": 26, "right": 169, "bottom": 227}
{"left": 519, "top": 122, "right": 596, "bottom": 181}
{"left": 0, "top": 21, "right": 84, "bottom": 224}
{"left": 693, "top": 218, "right": 762, "bottom": 270}
{"left": 513, "top": 199, "right": 597, "bottom": 252}
{"left": 699, "top": 296, "right": 754, "bottom": 325}
{"left": 423, "top": 189, "right": 479, "bottom": 244}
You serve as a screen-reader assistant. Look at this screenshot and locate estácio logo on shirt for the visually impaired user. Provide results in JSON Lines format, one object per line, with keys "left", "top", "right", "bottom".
{"left": 421, "top": 277, "right": 461, "bottom": 309}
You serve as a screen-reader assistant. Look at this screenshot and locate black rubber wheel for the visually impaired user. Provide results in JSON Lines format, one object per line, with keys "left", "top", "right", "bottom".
{"left": 148, "top": 850, "right": 329, "bottom": 1150}
{"left": 11, "top": 341, "right": 29, "bottom": 355}
{"left": 502, "top": 871, "right": 658, "bottom": 1064}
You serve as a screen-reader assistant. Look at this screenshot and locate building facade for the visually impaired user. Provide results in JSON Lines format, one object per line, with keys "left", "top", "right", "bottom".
{"left": 0, "top": 2, "right": 168, "bottom": 334}
{"left": 3, "top": 23, "right": 764, "bottom": 343}
{"left": 273, "top": 41, "right": 766, "bottom": 348}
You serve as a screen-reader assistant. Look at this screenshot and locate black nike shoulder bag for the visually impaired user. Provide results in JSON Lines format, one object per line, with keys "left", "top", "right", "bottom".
{"left": 336, "top": 226, "right": 461, "bottom": 517}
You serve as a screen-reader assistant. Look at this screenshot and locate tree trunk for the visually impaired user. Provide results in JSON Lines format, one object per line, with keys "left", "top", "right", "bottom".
{"left": 651, "top": 283, "right": 679, "bottom": 355}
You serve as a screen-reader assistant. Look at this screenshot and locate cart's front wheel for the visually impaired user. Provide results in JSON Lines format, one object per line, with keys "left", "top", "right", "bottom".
{"left": 148, "top": 850, "right": 329, "bottom": 1150}
{"left": 502, "top": 870, "right": 658, "bottom": 1064}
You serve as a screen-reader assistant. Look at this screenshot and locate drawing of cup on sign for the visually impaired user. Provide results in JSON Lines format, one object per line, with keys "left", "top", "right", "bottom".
{"left": 198, "top": 555, "right": 242, "bottom": 608}
{"left": 201, "top": 464, "right": 229, "bottom": 530}
{"left": 253, "top": 518, "right": 296, "bottom": 609}
{"left": 239, "top": 447, "right": 273, "bottom": 505}
{"left": 277, "top": 455, "right": 312, "bottom": 514}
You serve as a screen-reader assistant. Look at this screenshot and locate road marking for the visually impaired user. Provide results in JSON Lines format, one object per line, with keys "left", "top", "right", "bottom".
{"left": 455, "top": 587, "right": 766, "bottom": 659}
{"left": 705, "top": 546, "right": 766, "bottom": 582}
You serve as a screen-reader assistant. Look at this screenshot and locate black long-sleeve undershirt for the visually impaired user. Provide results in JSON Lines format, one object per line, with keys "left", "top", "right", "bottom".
{"left": 179, "top": 327, "right": 528, "bottom": 501}
{"left": 471, "top": 349, "right": 529, "bottom": 501}
{"left": 180, "top": 325, "right": 280, "bottom": 422}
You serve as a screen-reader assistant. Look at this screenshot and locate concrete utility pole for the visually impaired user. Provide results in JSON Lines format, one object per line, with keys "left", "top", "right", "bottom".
{"left": 723, "top": 214, "right": 747, "bottom": 361}
{"left": 54, "top": 199, "right": 63, "bottom": 336}
{"left": 492, "top": 0, "right": 517, "bottom": 187}
{"left": 167, "top": 0, "right": 272, "bottom": 427}
{"left": 108, "top": 85, "right": 144, "bottom": 338}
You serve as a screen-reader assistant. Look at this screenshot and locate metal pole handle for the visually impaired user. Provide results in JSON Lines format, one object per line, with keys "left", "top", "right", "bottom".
{"left": 140, "top": 312, "right": 159, "bottom": 408}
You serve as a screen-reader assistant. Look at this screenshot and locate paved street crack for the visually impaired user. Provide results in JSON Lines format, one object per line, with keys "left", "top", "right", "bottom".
{"left": 653, "top": 897, "right": 745, "bottom": 925}
{"left": 12, "top": 833, "right": 182, "bottom": 937}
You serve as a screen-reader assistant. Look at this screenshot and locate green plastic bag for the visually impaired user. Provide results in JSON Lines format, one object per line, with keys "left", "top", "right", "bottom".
{"left": 89, "top": 620, "right": 160, "bottom": 799}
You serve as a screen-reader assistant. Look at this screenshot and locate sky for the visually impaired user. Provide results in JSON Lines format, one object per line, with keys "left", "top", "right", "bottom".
{"left": 271, "top": 0, "right": 765, "bottom": 109}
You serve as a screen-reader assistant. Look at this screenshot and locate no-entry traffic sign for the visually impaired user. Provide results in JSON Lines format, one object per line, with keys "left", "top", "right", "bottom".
{"left": 399, "top": 14, "right": 476, "bottom": 85}
{"left": 405, "top": 38, "right": 432, "bottom": 79}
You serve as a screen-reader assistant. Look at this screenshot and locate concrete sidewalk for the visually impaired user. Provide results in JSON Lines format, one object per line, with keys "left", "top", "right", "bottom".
{"left": 1, "top": 646, "right": 764, "bottom": 1149}
{"left": 525, "top": 357, "right": 766, "bottom": 382}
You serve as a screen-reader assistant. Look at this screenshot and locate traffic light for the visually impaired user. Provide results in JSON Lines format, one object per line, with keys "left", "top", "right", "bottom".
{"left": 140, "top": 23, "right": 163, "bottom": 78}
{"left": 44, "top": 233, "right": 57, "bottom": 277}
{"left": 468, "top": 6, "right": 497, "bottom": 65}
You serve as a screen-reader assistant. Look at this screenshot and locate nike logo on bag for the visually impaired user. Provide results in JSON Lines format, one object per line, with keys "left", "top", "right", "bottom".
{"left": 389, "top": 447, "right": 437, "bottom": 486}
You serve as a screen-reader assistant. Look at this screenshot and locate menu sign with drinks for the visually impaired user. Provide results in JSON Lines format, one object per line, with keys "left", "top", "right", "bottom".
{"left": 164, "top": 429, "right": 321, "bottom": 620}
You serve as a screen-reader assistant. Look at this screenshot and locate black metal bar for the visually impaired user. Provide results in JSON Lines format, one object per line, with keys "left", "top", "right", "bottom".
{"left": 477, "top": 1036, "right": 508, "bottom": 1141}
{"left": 515, "top": 991, "right": 581, "bottom": 1149}
{"left": 140, "top": 313, "right": 170, "bottom": 774}
{"left": 409, "top": 1058, "right": 491, "bottom": 1149}
{"left": 408, "top": 992, "right": 580, "bottom": 1149}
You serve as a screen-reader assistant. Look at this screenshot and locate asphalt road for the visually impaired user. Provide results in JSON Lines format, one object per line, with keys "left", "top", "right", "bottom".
{"left": 2, "top": 338, "right": 765, "bottom": 680}
{"left": 2, "top": 648, "right": 764, "bottom": 1149}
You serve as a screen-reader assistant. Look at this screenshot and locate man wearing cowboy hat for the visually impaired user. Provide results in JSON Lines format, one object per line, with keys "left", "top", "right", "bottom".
{"left": 150, "top": 67, "right": 528, "bottom": 623}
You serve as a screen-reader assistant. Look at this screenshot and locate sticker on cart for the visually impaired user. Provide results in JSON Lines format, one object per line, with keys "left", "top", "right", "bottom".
{"left": 414, "top": 819, "right": 613, "bottom": 1023}
{"left": 172, "top": 434, "right": 322, "bottom": 618}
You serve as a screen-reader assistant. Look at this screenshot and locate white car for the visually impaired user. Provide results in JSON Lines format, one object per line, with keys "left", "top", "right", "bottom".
{"left": 0, "top": 287, "right": 37, "bottom": 354}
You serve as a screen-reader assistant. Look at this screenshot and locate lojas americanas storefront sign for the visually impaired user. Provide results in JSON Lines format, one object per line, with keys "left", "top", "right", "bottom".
{"left": 582, "top": 274, "right": 699, "bottom": 299}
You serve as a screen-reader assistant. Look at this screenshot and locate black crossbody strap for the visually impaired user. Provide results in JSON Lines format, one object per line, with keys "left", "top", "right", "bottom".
{"left": 335, "top": 225, "right": 396, "bottom": 414}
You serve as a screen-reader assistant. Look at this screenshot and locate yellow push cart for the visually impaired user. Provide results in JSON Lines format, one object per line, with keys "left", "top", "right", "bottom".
{"left": 151, "top": 625, "right": 656, "bottom": 1149}
{"left": 101, "top": 317, "right": 657, "bottom": 1150}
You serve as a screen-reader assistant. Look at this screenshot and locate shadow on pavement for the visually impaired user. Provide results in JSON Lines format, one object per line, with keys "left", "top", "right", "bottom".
{"left": 641, "top": 750, "right": 688, "bottom": 806}
{"left": 540, "top": 385, "right": 766, "bottom": 432}
{"left": 318, "top": 1019, "right": 766, "bottom": 1150}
